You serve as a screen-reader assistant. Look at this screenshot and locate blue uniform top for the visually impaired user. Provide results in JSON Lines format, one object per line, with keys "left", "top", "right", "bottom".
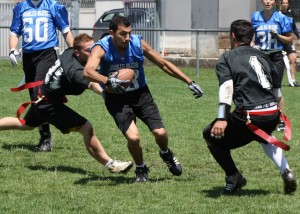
{"left": 251, "top": 10, "right": 292, "bottom": 51}
{"left": 10, "top": 0, "right": 70, "bottom": 53}
{"left": 91, "top": 34, "right": 147, "bottom": 92}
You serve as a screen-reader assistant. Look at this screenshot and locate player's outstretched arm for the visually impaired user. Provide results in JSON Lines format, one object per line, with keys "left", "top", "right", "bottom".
{"left": 142, "top": 39, "right": 203, "bottom": 98}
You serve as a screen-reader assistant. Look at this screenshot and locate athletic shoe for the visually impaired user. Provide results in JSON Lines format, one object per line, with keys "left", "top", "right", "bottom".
{"left": 276, "top": 121, "right": 285, "bottom": 132}
{"left": 222, "top": 171, "right": 247, "bottom": 195}
{"left": 293, "top": 81, "right": 300, "bottom": 87}
{"left": 107, "top": 160, "right": 133, "bottom": 174}
{"left": 282, "top": 168, "right": 297, "bottom": 194}
{"left": 36, "top": 137, "right": 52, "bottom": 152}
{"left": 135, "top": 165, "right": 149, "bottom": 182}
{"left": 159, "top": 149, "right": 182, "bottom": 176}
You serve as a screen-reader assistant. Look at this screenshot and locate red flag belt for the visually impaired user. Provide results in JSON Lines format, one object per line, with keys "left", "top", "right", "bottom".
{"left": 246, "top": 113, "right": 291, "bottom": 151}
{"left": 10, "top": 81, "right": 67, "bottom": 124}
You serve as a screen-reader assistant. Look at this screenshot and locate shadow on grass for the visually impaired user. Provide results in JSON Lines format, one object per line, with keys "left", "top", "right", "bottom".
{"left": 2, "top": 143, "right": 37, "bottom": 152}
{"left": 74, "top": 175, "right": 168, "bottom": 185}
{"left": 200, "top": 187, "right": 271, "bottom": 198}
{"left": 27, "top": 165, "right": 88, "bottom": 175}
{"left": 27, "top": 165, "right": 168, "bottom": 185}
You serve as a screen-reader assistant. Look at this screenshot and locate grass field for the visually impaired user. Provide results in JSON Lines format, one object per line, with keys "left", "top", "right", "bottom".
{"left": 0, "top": 60, "right": 299, "bottom": 214}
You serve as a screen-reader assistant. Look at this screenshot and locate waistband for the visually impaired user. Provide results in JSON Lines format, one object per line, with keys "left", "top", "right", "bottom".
{"left": 238, "top": 104, "right": 278, "bottom": 116}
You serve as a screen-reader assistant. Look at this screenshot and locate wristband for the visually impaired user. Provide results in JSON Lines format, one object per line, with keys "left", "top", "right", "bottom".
{"left": 217, "top": 103, "right": 231, "bottom": 120}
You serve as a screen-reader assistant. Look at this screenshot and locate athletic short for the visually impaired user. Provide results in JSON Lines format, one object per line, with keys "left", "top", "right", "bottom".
{"left": 24, "top": 101, "right": 87, "bottom": 134}
{"left": 264, "top": 51, "right": 285, "bottom": 87}
{"left": 22, "top": 48, "right": 57, "bottom": 100}
{"left": 283, "top": 44, "right": 296, "bottom": 55}
{"left": 203, "top": 110, "right": 280, "bottom": 149}
{"left": 104, "top": 86, "right": 164, "bottom": 134}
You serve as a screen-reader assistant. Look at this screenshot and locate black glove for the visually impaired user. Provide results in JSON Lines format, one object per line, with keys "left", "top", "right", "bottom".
{"left": 188, "top": 81, "right": 203, "bottom": 99}
{"left": 106, "top": 77, "right": 130, "bottom": 93}
{"left": 270, "top": 29, "right": 278, "bottom": 38}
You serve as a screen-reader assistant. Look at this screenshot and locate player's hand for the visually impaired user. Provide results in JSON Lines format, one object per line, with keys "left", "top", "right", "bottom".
{"left": 210, "top": 120, "right": 227, "bottom": 139}
{"left": 188, "top": 81, "right": 203, "bottom": 99}
{"left": 270, "top": 29, "right": 278, "bottom": 38}
{"left": 9, "top": 49, "right": 19, "bottom": 66}
{"left": 106, "top": 77, "right": 130, "bottom": 93}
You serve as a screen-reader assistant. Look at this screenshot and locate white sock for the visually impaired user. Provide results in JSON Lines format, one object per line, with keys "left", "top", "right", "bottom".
{"left": 260, "top": 143, "right": 289, "bottom": 174}
{"left": 105, "top": 159, "right": 114, "bottom": 168}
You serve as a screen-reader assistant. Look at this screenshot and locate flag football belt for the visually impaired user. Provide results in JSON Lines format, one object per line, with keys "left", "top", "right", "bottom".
{"left": 10, "top": 81, "right": 67, "bottom": 125}
{"left": 238, "top": 108, "right": 291, "bottom": 151}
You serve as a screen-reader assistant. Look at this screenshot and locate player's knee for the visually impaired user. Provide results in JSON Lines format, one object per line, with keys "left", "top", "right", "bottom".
{"left": 81, "top": 121, "right": 94, "bottom": 136}
{"left": 126, "top": 133, "right": 140, "bottom": 144}
{"left": 152, "top": 128, "right": 167, "bottom": 139}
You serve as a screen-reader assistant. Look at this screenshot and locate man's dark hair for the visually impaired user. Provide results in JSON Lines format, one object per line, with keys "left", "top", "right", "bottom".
{"left": 109, "top": 15, "right": 131, "bottom": 32}
{"left": 230, "top": 19, "right": 254, "bottom": 44}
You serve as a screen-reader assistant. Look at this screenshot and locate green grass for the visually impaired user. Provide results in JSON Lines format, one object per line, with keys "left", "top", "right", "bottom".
{"left": 0, "top": 60, "right": 300, "bottom": 213}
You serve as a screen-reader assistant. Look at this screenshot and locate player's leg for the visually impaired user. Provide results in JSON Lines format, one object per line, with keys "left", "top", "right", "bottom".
{"left": 135, "top": 87, "right": 182, "bottom": 176}
{"left": 34, "top": 48, "right": 58, "bottom": 151}
{"left": 78, "top": 121, "right": 133, "bottom": 174}
{"left": 260, "top": 143, "right": 297, "bottom": 194}
{"left": 288, "top": 51, "right": 299, "bottom": 87}
{"left": 41, "top": 103, "right": 133, "bottom": 174}
{"left": 0, "top": 117, "right": 34, "bottom": 131}
{"left": 202, "top": 115, "right": 252, "bottom": 195}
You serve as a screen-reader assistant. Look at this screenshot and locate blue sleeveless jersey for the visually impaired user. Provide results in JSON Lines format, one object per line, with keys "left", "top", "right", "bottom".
{"left": 10, "top": 0, "right": 70, "bottom": 53}
{"left": 251, "top": 11, "right": 292, "bottom": 51}
{"left": 92, "top": 35, "right": 147, "bottom": 92}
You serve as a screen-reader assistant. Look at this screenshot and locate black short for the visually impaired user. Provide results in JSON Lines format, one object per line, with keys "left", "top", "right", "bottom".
{"left": 22, "top": 48, "right": 57, "bottom": 100}
{"left": 104, "top": 86, "right": 164, "bottom": 134}
{"left": 203, "top": 110, "right": 280, "bottom": 149}
{"left": 265, "top": 51, "right": 285, "bottom": 87}
{"left": 24, "top": 101, "right": 87, "bottom": 134}
{"left": 284, "top": 44, "right": 296, "bottom": 55}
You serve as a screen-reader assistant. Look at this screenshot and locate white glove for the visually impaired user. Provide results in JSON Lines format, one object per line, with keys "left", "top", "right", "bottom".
{"left": 188, "top": 81, "right": 203, "bottom": 99}
{"left": 9, "top": 49, "right": 19, "bottom": 66}
{"left": 106, "top": 77, "right": 130, "bottom": 93}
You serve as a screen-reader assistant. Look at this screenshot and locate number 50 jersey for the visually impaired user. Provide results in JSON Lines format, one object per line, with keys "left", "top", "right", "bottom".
{"left": 10, "top": 0, "right": 70, "bottom": 53}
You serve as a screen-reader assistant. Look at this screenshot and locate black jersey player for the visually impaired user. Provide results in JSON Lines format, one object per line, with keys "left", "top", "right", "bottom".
{"left": 203, "top": 20, "right": 296, "bottom": 195}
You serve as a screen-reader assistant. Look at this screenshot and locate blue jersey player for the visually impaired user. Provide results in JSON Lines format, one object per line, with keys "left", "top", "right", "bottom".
{"left": 9, "top": 0, "right": 74, "bottom": 151}
{"left": 83, "top": 15, "right": 203, "bottom": 182}
{"left": 251, "top": 0, "right": 292, "bottom": 131}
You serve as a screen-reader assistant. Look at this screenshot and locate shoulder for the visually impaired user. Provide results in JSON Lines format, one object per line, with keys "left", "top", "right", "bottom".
{"left": 251, "top": 11, "right": 262, "bottom": 19}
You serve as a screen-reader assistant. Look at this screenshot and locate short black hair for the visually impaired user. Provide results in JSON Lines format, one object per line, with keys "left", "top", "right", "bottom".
{"left": 230, "top": 19, "right": 254, "bottom": 44}
{"left": 109, "top": 15, "right": 131, "bottom": 32}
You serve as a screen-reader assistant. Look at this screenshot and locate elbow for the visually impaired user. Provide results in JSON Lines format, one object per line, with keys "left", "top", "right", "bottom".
{"left": 82, "top": 69, "right": 89, "bottom": 79}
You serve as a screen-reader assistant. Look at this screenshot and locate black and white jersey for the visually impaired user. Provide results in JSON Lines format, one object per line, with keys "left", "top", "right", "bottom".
{"left": 215, "top": 45, "right": 278, "bottom": 110}
{"left": 41, "top": 48, "right": 89, "bottom": 100}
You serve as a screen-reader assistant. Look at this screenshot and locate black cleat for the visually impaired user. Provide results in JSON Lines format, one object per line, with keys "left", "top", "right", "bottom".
{"left": 135, "top": 165, "right": 149, "bottom": 182}
{"left": 222, "top": 171, "right": 247, "bottom": 195}
{"left": 282, "top": 168, "right": 297, "bottom": 194}
{"left": 36, "top": 137, "right": 52, "bottom": 152}
{"left": 159, "top": 149, "right": 182, "bottom": 176}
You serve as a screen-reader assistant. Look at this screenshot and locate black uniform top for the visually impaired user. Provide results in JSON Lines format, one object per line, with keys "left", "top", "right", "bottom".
{"left": 41, "top": 48, "right": 89, "bottom": 100}
{"left": 215, "top": 45, "right": 279, "bottom": 110}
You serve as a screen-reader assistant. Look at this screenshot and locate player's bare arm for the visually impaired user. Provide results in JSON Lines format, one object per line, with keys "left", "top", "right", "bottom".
{"left": 274, "top": 32, "right": 293, "bottom": 45}
{"left": 142, "top": 39, "right": 192, "bottom": 84}
{"left": 83, "top": 45, "right": 108, "bottom": 84}
{"left": 63, "top": 31, "right": 74, "bottom": 48}
{"left": 88, "top": 82, "right": 103, "bottom": 95}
